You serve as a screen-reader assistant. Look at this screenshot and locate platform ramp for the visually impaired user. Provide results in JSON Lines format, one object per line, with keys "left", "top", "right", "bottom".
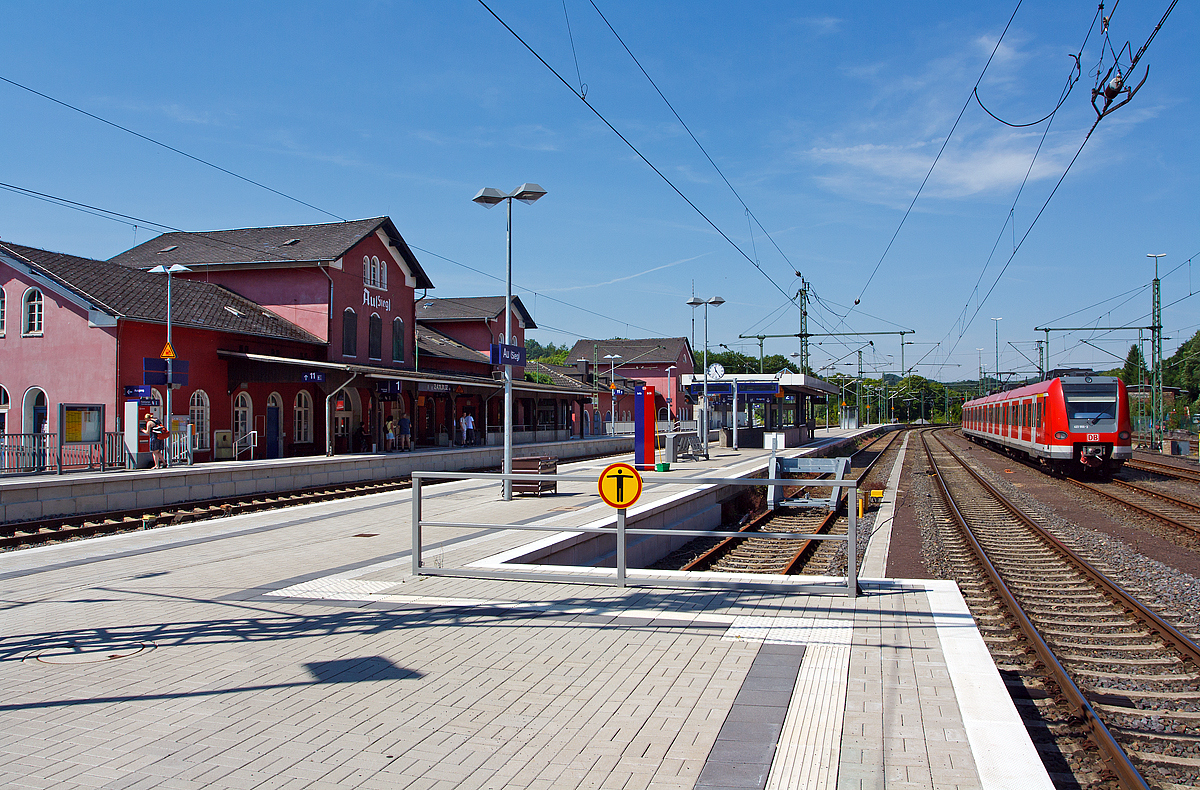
{"left": 768, "top": 455, "right": 850, "bottom": 511}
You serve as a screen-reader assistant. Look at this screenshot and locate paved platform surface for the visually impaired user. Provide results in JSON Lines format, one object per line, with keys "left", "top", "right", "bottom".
{"left": 0, "top": 427, "right": 1051, "bottom": 789}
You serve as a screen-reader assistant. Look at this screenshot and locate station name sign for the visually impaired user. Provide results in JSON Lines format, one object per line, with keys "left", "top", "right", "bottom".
{"left": 490, "top": 343, "right": 526, "bottom": 367}
{"left": 363, "top": 289, "right": 392, "bottom": 313}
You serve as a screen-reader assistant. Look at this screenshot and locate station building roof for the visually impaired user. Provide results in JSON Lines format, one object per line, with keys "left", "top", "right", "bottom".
{"left": 415, "top": 324, "right": 491, "bottom": 365}
{"left": 0, "top": 242, "right": 324, "bottom": 345}
{"left": 566, "top": 337, "right": 692, "bottom": 367}
{"left": 415, "top": 295, "right": 536, "bottom": 329}
{"left": 109, "top": 216, "right": 435, "bottom": 289}
{"left": 682, "top": 370, "right": 838, "bottom": 397}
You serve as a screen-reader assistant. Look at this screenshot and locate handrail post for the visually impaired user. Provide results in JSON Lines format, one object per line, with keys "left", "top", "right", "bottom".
{"left": 847, "top": 479, "right": 858, "bottom": 597}
{"left": 412, "top": 475, "right": 423, "bottom": 576}
{"left": 616, "top": 507, "right": 626, "bottom": 588}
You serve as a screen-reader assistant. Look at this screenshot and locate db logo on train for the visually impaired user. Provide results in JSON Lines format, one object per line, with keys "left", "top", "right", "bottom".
{"left": 1087, "top": 433, "right": 1100, "bottom": 442}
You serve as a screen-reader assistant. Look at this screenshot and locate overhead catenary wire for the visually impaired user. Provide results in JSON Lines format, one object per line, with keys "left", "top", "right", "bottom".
{"left": 586, "top": 0, "right": 806, "bottom": 287}
{"left": 475, "top": 0, "right": 799, "bottom": 311}
{"left": 841, "top": 0, "right": 1026, "bottom": 328}
{"left": 0, "top": 75, "right": 347, "bottom": 223}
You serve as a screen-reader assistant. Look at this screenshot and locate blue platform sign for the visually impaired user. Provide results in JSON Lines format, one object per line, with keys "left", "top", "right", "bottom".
{"left": 302, "top": 372, "right": 326, "bottom": 383}
{"left": 143, "top": 359, "right": 189, "bottom": 373}
{"left": 490, "top": 343, "right": 526, "bottom": 367}
{"left": 124, "top": 385, "right": 152, "bottom": 399}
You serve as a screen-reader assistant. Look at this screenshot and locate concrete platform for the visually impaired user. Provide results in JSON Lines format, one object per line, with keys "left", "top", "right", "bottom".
{"left": 0, "top": 426, "right": 1051, "bottom": 789}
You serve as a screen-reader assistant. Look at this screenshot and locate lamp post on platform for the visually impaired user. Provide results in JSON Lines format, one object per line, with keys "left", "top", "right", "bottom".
{"left": 473, "top": 183, "right": 547, "bottom": 500}
{"left": 990, "top": 318, "right": 1002, "bottom": 393}
{"left": 149, "top": 263, "right": 190, "bottom": 467}
{"left": 687, "top": 295, "right": 724, "bottom": 457}
{"left": 604, "top": 354, "right": 622, "bottom": 432}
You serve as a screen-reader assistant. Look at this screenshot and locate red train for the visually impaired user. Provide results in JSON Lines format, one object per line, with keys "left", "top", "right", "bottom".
{"left": 961, "top": 374, "right": 1132, "bottom": 476}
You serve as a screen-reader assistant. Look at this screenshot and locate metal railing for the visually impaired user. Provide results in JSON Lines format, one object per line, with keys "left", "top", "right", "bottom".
{"left": 233, "top": 430, "right": 257, "bottom": 460}
{"left": 0, "top": 431, "right": 128, "bottom": 475}
{"left": 168, "top": 429, "right": 194, "bottom": 466}
{"left": 411, "top": 470, "right": 858, "bottom": 596}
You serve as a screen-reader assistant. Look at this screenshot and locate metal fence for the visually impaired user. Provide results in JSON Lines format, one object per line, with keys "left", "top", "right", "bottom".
{"left": 411, "top": 470, "right": 858, "bottom": 597}
{"left": 0, "top": 431, "right": 129, "bottom": 475}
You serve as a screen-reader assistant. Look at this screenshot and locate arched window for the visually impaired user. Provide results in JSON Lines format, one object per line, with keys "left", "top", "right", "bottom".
{"left": 294, "top": 391, "right": 313, "bottom": 443}
{"left": 368, "top": 313, "right": 382, "bottom": 360}
{"left": 391, "top": 317, "right": 404, "bottom": 363}
{"left": 379, "top": 259, "right": 387, "bottom": 290}
{"left": 234, "top": 392, "right": 252, "bottom": 439}
{"left": 370, "top": 256, "right": 379, "bottom": 288}
{"left": 363, "top": 255, "right": 370, "bottom": 285}
{"left": 342, "top": 308, "right": 357, "bottom": 356}
{"left": 23, "top": 288, "right": 43, "bottom": 335}
{"left": 189, "top": 390, "right": 210, "bottom": 449}
{"left": 0, "top": 385, "right": 8, "bottom": 434}
{"left": 0, "top": 287, "right": 6, "bottom": 336}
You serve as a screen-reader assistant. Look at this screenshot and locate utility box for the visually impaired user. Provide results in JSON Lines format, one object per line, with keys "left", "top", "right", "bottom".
{"left": 213, "top": 430, "right": 234, "bottom": 460}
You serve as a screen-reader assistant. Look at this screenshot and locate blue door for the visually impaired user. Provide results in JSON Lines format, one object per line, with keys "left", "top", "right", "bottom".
{"left": 266, "top": 406, "right": 280, "bottom": 459}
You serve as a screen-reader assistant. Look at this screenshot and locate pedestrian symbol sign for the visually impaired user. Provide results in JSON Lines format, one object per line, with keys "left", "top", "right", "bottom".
{"left": 160, "top": 341, "right": 176, "bottom": 360}
{"left": 598, "top": 462, "right": 642, "bottom": 509}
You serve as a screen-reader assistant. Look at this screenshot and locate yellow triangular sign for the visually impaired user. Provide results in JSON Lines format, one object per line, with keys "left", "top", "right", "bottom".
{"left": 160, "top": 341, "right": 176, "bottom": 360}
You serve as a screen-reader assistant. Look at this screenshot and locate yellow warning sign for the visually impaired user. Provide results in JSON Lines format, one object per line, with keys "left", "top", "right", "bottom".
{"left": 160, "top": 341, "right": 176, "bottom": 360}
{"left": 598, "top": 462, "right": 642, "bottom": 509}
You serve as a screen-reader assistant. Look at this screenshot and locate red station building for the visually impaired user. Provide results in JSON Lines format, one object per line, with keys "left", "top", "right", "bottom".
{"left": 0, "top": 218, "right": 592, "bottom": 465}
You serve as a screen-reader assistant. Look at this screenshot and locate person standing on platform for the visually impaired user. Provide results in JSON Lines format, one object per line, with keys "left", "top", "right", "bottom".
{"left": 144, "top": 415, "right": 166, "bottom": 469}
{"left": 464, "top": 411, "right": 475, "bottom": 446}
{"left": 459, "top": 412, "right": 469, "bottom": 447}
{"left": 398, "top": 413, "right": 411, "bottom": 451}
{"left": 385, "top": 417, "right": 396, "bottom": 452}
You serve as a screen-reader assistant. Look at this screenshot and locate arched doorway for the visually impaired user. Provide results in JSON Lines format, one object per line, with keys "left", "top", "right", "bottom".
{"left": 23, "top": 387, "right": 47, "bottom": 434}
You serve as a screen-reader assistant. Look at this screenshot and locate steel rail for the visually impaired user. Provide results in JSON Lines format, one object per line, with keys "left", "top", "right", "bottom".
{"left": 1126, "top": 457, "right": 1200, "bottom": 483}
{"left": 936, "top": 432, "right": 1200, "bottom": 665}
{"left": 922, "top": 429, "right": 1153, "bottom": 790}
{"left": 1065, "top": 477, "right": 1200, "bottom": 535}
{"left": 680, "top": 428, "right": 901, "bottom": 574}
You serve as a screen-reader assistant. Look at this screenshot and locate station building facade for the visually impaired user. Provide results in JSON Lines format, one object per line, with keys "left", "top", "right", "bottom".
{"left": 0, "top": 217, "right": 591, "bottom": 462}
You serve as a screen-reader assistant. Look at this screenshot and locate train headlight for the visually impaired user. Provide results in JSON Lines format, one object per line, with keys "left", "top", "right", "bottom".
{"left": 1054, "top": 431, "right": 1068, "bottom": 440}
{"left": 1119, "top": 431, "right": 1130, "bottom": 440}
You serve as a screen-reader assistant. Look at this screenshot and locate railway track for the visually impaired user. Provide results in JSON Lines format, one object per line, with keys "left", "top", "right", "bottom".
{"left": 1067, "top": 477, "right": 1200, "bottom": 536}
{"left": 0, "top": 478, "right": 418, "bottom": 550}
{"left": 656, "top": 428, "right": 904, "bottom": 575}
{"left": 924, "top": 428, "right": 1200, "bottom": 790}
{"left": 1127, "top": 457, "right": 1200, "bottom": 484}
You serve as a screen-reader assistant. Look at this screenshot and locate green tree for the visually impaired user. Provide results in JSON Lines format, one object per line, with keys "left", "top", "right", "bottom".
{"left": 1120, "top": 344, "right": 1148, "bottom": 385}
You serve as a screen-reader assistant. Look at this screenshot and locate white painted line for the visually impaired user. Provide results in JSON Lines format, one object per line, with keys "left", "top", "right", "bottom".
{"left": 721, "top": 616, "right": 854, "bottom": 790}
{"left": 926, "top": 580, "right": 1054, "bottom": 790}
{"left": 860, "top": 430, "right": 909, "bottom": 577}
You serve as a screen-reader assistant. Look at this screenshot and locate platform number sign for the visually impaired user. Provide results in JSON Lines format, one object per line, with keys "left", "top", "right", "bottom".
{"left": 598, "top": 463, "right": 642, "bottom": 509}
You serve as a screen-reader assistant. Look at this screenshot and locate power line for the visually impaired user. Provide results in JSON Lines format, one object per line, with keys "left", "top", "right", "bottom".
{"left": 586, "top": 0, "right": 804, "bottom": 285}
{"left": 408, "top": 244, "right": 670, "bottom": 338}
{"left": 475, "top": 0, "right": 798, "bottom": 309}
{"left": 844, "top": 0, "right": 1026, "bottom": 325}
{"left": 0, "top": 74, "right": 347, "bottom": 222}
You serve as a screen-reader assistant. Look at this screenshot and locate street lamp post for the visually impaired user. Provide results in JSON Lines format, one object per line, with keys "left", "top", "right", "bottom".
{"left": 149, "top": 263, "right": 191, "bottom": 467}
{"left": 665, "top": 365, "right": 677, "bottom": 423}
{"left": 473, "top": 183, "right": 547, "bottom": 501}
{"left": 687, "top": 295, "right": 724, "bottom": 458}
{"left": 991, "top": 318, "right": 1002, "bottom": 392}
{"left": 604, "top": 354, "right": 622, "bottom": 432}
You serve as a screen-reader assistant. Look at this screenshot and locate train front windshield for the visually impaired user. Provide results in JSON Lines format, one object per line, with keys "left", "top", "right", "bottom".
{"left": 1063, "top": 383, "right": 1118, "bottom": 425}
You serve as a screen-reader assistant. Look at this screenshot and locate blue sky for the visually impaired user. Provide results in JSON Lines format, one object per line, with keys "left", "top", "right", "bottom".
{"left": 2, "top": 1, "right": 1195, "bottom": 382}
